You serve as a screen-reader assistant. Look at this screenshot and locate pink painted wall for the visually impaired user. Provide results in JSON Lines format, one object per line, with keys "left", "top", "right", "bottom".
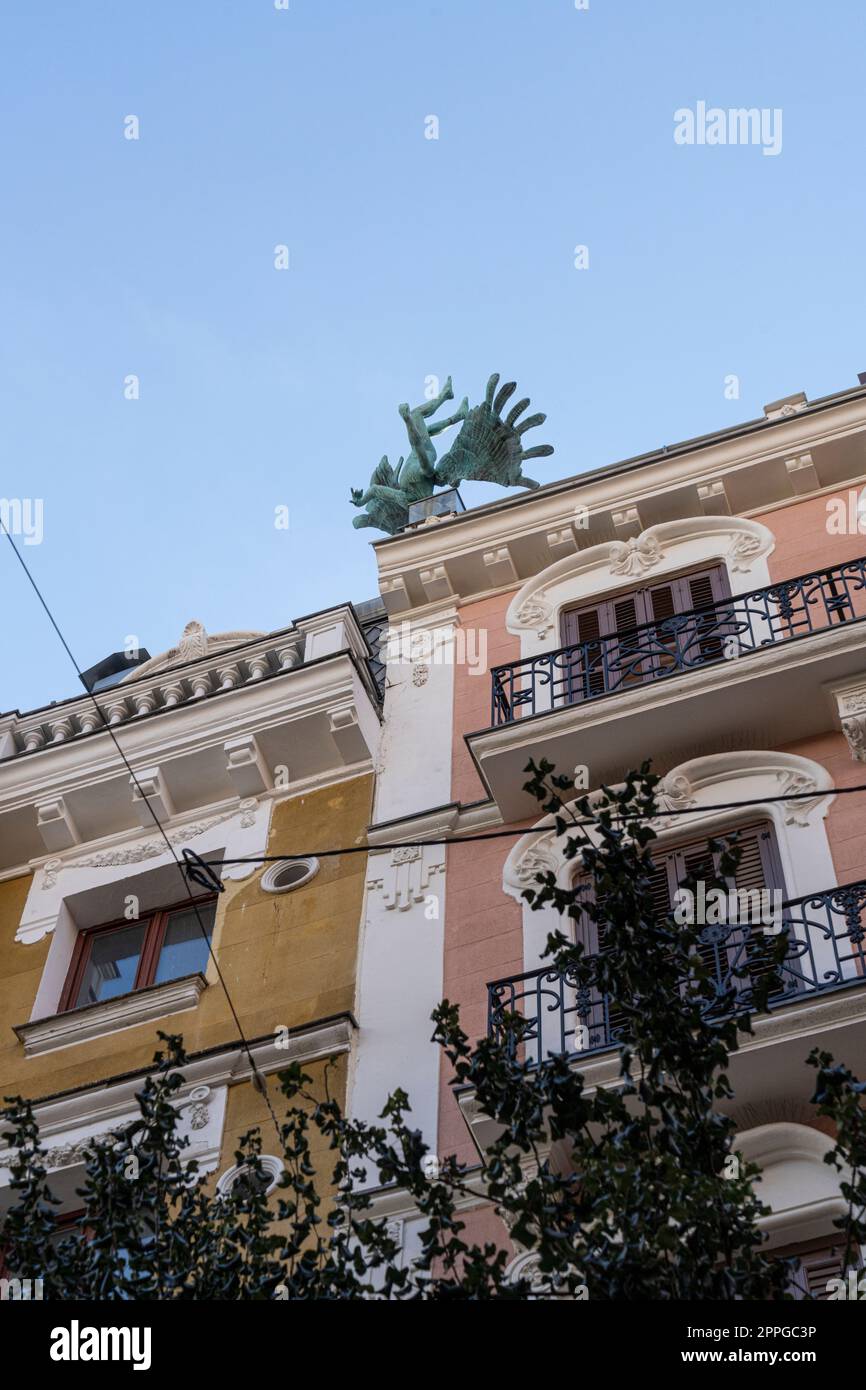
{"left": 755, "top": 492, "right": 866, "bottom": 583}
{"left": 438, "top": 496, "right": 866, "bottom": 1164}
{"left": 438, "top": 832, "right": 522, "bottom": 1163}
{"left": 451, "top": 590, "right": 520, "bottom": 806}
{"left": 783, "top": 731, "right": 866, "bottom": 886}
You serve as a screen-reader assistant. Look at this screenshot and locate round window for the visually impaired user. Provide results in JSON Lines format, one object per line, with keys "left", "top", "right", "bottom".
{"left": 216, "top": 1155, "right": 284, "bottom": 1198}
{"left": 261, "top": 857, "right": 319, "bottom": 894}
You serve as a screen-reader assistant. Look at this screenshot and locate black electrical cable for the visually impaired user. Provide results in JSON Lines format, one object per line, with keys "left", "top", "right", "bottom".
{"left": 199, "top": 779, "right": 866, "bottom": 866}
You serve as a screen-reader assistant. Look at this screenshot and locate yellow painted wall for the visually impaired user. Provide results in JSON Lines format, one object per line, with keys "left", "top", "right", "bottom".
{"left": 0, "top": 774, "right": 373, "bottom": 1113}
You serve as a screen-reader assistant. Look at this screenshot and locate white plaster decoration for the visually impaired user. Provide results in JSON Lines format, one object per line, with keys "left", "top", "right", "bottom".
{"left": 189, "top": 671, "right": 213, "bottom": 699}
{"left": 504, "top": 750, "right": 836, "bottom": 978}
{"left": 49, "top": 717, "right": 75, "bottom": 744}
{"left": 245, "top": 655, "right": 270, "bottom": 682}
{"left": 726, "top": 531, "right": 765, "bottom": 572}
{"left": 482, "top": 546, "right": 518, "bottom": 587}
{"left": 123, "top": 621, "right": 265, "bottom": 682}
{"left": 774, "top": 770, "right": 822, "bottom": 826}
{"left": 366, "top": 843, "right": 445, "bottom": 912}
{"left": 764, "top": 392, "right": 808, "bottom": 420}
{"left": 181, "top": 1085, "right": 212, "bottom": 1131}
{"left": 105, "top": 699, "right": 128, "bottom": 726}
{"left": 23, "top": 728, "right": 46, "bottom": 752}
{"left": 276, "top": 644, "right": 302, "bottom": 671}
{"left": 260, "top": 857, "right": 319, "bottom": 894}
{"left": 418, "top": 564, "right": 454, "bottom": 602}
{"left": 0, "top": 715, "right": 16, "bottom": 760}
{"left": 351, "top": 839, "right": 448, "bottom": 1177}
{"left": 609, "top": 534, "right": 663, "bottom": 577}
{"left": 0, "top": 1075, "right": 230, "bottom": 1188}
{"left": 129, "top": 766, "right": 175, "bottom": 826}
{"left": 224, "top": 734, "right": 272, "bottom": 797}
{"left": 412, "top": 663, "right": 430, "bottom": 687}
{"left": 514, "top": 595, "right": 555, "bottom": 639}
{"left": 506, "top": 517, "right": 776, "bottom": 659}
{"left": 380, "top": 574, "right": 411, "bottom": 614}
{"left": 546, "top": 526, "right": 578, "bottom": 560}
{"left": 14, "top": 973, "right": 208, "bottom": 1057}
{"left": 328, "top": 704, "right": 366, "bottom": 763}
{"left": 611, "top": 506, "right": 642, "bottom": 540}
{"left": 217, "top": 665, "right": 241, "bottom": 691}
{"left": 35, "top": 797, "right": 80, "bottom": 852}
{"left": 132, "top": 691, "right": 157, "bottom": 717}
{"left": 697, "top": 479, "right": 731, "bottom": 516}
{"left": 217, "top": 1154, "right": 284, "bottom": 1197}
{"left": 830, "top": 680, "right": 866, "bottom": 763}
{"left": 19, "top": 797, "right": 270, "bottom": 946}
{"left": 785, "top": 452, "right": 819, "bottom": 495}
{"left": 736, "top": 1123, "right": 848, "bottom": 1249}
{"left": 160, "top": 680, "right": 186, "bottom": 708}
{"left": 78, "top": 710, "right": 101, "bottom": 734}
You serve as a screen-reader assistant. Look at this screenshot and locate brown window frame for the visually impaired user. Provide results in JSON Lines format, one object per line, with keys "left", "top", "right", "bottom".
{"left": 58, "top": 892, "right": 217, "bottom": 1014}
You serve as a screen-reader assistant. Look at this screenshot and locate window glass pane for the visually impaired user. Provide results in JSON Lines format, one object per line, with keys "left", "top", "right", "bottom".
{"left": 74, "top": 923, "right": 147, "bottom": 1007}
{"left": 153, "top": 903, "right": 215, "bottom": 985}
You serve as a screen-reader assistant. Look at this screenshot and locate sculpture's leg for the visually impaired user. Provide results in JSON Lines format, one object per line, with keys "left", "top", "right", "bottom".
{"left": 428, "top": 398, "right": 469, "bottom": 437}
{"left": 401, "top": 412, "right": 438, "bottom": 477}
{"left": 352, "top": 513, "right": 375, "bottom": 529}
{"left": 417, "top": 377, "right": 454, "bottom": 417}
{"left": 516, "top": 474, "right": 541, "bottom": 489}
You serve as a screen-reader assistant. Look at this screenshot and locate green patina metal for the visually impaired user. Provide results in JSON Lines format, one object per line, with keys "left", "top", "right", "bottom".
{"left": 350, "top": 372, "right": 554, "bottom": 534}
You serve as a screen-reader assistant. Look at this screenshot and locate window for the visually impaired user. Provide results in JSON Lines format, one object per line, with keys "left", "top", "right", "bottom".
{"left": 260, "top": 857, "right": 319, "bottom": 894}
{"left": 571, "top": 824, "right": 788, "bottom": 1045}
{"left": 559, "top": 564, "right": 731, "bottom": 700}
{"left": 59, "top": 896, "right": 217, "bottom": 1013}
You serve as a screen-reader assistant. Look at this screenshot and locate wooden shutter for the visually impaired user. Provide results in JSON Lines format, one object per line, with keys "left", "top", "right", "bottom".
{"left": 559, "top": 603, "right": 607, "bottom": 699}
{"left": 560, "top": 565, "right": 731, "bottom": 699}
{"left": 779, "top": 1237, "right": 860, "bottom": 1299}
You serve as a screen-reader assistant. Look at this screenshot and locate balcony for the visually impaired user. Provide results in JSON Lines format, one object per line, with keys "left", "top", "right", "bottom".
{"left": 467, "top": 559, "right": 866, "bottom": 818}
{"left": 488, "top": 876, "right": 866, "bottom": 1063}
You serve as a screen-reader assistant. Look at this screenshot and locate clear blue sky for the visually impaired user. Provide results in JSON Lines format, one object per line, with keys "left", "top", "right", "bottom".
{"left": 2, "top": 0, "right": 865, "bottom": 713}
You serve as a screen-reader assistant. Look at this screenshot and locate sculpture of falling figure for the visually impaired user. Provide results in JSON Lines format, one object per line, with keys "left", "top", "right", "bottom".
{"left": 351, "top": 372, "right": 553, "bottom": 535}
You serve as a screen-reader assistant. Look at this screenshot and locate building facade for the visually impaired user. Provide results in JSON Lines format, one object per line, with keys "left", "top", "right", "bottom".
{"left": 352, "top": 378, "right": 866, "bottom": 1289}
{"left": 3, "top": 376, "right": 866, "bottom": 1295}
{"left": 0, "top": 604, "right": 382, "bottom": 1219}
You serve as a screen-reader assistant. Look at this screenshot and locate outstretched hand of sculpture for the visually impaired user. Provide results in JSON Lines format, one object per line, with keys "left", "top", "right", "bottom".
{"left": 435, "top": 374, "right": 553, "bottom": 490}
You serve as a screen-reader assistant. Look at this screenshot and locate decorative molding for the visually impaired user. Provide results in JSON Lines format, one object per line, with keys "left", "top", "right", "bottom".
{"left": 503, "top": 749, "right": 835, "bottom": 902}
{"left": 775, "top": 769, "right": 821, "bottom": 825}
{"left": 609, "top": 534, "right": 663, "bottom": 576}
{"left": 366, "top": 843, "right": 446, "bottom": 911}
{"left": 514, "top": 594, "right": 555, "bottom": 639}
{"left": 122, "top": 620, "right": 266, "bottom": 682}
{"left": 411, "top": 663, "right": 430, "bottom": 687}
{"left": 831, "top": 679, "right": 866, "bottom": 763}
{"left": 35, "top": 796, "right": 80, "bottom": 852}
{"left": 129, "top": 766, "right": 175, "bottom": 826}
{"left": 726, "top": 530, "right": 765, "bottom": 572}
{"left": 224, "top": 734, "right": 272, "bottom": 797}
{"left": 507, "top": 516, "right": 776, "bottom": 641}
{"left": 14, "top": 973, "right": 208, "bottom": 1058}
{"left": 40, "top": 800, "right": 257, "bottom": 881}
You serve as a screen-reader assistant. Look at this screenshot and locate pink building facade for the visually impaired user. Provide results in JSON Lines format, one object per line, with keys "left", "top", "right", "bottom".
{"left": 351, "top": 379, "right": 866, "bottom": 1288}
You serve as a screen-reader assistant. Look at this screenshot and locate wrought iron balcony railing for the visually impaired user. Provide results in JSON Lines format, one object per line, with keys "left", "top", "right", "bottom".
{"left": 490, "top": 557, "right": 866, "bottom": 725}
{"left": 487, "top": 877, "right": 866, "bottom": 1067}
